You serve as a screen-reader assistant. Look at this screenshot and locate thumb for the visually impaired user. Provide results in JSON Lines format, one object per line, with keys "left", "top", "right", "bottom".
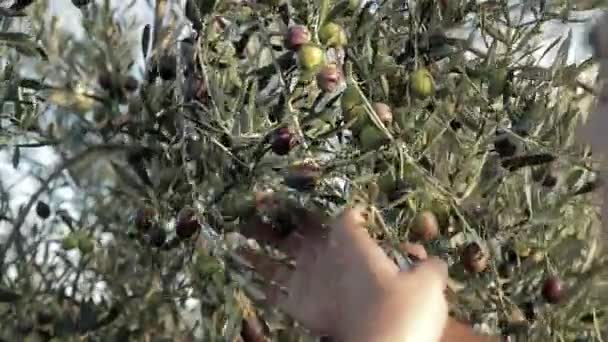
{"left": 399, "top": 256, "right": 448, "bottom": 290}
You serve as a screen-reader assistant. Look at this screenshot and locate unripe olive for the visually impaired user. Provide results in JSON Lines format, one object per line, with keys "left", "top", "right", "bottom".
{"left": 395, "top": 106, "right": 415, "bottom": 131}
{"left": 344, "top": 105, "right": 369, "bottom": 132}
{"left": 488, "top": 68, "right": 508, "bottom": 99}
{"left": 411, "top": 210, "right": 440, "bottom": 242}
{"left": 319, "top": 22, "right": 348, "bottom": 48}
{"left": 341, "top": 85, "right": 363, "bottom": 112}
{"left": 377, "top": 170, "right": 398, "bottom": 194}
{"left": 410, "top": 68, "right": 434, "bottom": 98}
{"left": 78, "top": 235, "right": 95, "bottom": 254}
{"left": 358, "top": 124, "right": 388, "bottom": 150}
{"left": 297, "top": 44, "right": 325, "bottom": 71}
{"left": 61, "top": 235, "right": 78, "bottom": 251}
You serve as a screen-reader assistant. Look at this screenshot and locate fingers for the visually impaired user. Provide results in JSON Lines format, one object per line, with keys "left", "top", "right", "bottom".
{"left": 399, "top": 242, "right": 428, "bottom": 261}
{"left": 239, "top": 215, "right": 285, "bottom": 249}
{"left": 238, "top": 247, "right": 285, "bottom": 281}
{"left": 238, "top": 195, "right": 328, "bottom": 247}
{"left": 335, "top": 206, "right": 367, "bottom": 231}
{"left": 237, "top": 246, "right": 295, "bottom": 305}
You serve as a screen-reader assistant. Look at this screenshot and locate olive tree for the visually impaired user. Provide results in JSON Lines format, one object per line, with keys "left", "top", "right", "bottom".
{"left": 0, "top": 0, "right": 607, "bottom": 341}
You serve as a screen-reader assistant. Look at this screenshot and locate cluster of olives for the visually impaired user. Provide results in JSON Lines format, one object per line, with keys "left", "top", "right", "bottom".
{"left": 403, "top": 208, "right": 565, "bottom": 310}
{"left": 97, "top": 71, "right": 140, "bottom": 98}
{"left": 285, "top": 20, "right": 436, "bottom": 154}
{"left": 284, "top": 22, "right": 347, "bottom": 72}
{"left": 284, "top": 22, "right": 347, "bottom": 96}
{"left": 340, "top": 67, "right": 435, "bottom": 150}
{"left": 133, "top": 206, "right": 202, "bottom": 247}
{"left": 61, "top": 231, "right": 95, "bottom": 255}
{"left": 60, "top": 206, "right": 203, "bottom": 252}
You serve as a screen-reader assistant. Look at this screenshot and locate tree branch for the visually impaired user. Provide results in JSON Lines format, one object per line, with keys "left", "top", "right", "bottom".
{"left": 0, "top": 144, "right": 142, "bottom": 271}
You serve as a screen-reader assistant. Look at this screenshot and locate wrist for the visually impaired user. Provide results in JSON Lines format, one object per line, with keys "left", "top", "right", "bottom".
{"left": 331, "top": 272, "right": 394, "bottom": 341}
{"left": 336, "top": 280, "right": 447, "bottom": 342}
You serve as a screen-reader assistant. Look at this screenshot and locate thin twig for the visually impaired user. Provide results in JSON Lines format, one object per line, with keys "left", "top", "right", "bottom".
{"left": 0, "top": 140, "right": 60, "bottom": 148}
{"left": 0, "top": 144, "right": 139, "bottom": 270}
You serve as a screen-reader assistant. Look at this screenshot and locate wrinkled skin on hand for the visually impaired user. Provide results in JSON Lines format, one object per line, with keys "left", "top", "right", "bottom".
{"left": 237, "top": 198, "right": 498, "bottom": 341}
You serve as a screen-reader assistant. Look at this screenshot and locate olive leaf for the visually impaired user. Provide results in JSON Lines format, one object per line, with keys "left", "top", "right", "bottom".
{"left": 141, "top": 24, "right": 151, "bottom": 59}
{"left": 42, "top": 89, "right": 101, "bottom": 113}
{"left": 110, "top": 161, "right": 149, "bottom": 198}
{"left": 8, "top": 0, "right": 35, "bottom": 11}
{"left": 551, "top": 29, "right": 572, "bottom": 71}
{"left": 0, "top": 31, "right": 46, "bottom": 58}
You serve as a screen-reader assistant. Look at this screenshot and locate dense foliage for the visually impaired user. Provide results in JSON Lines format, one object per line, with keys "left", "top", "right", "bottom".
{"left": 0, "top": 0, "right": 607, "bottom": 341}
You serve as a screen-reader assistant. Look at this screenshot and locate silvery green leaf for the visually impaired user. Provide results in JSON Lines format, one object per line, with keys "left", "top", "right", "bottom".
{"left": 552, "top": 29, "right": 572, "bottom": 70}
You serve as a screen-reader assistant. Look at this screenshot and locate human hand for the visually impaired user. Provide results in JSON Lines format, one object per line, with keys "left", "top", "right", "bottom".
{"left": 238, "top": 198, "right": 450, "bottom": 341}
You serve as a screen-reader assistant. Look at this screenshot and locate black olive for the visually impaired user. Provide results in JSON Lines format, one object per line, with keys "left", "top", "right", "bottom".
{"left": 498, "top": 262, "right": 516, "bottom": 279}
{"left": 98, "top": 71, "right": 113, "bottom": 90}
{"left": 541, "top": 174, "right": 557, "bottom": 188}
{"left": 158, "top": 55, "right": 177, "bottom": 81}
{"left": 123, "top": 76, "right": 139, "bottom": 92}
{"left": 522, "top": 301, "right": 539, "bottom": 321}
{"left": 35, "top": 201, "right": 51, "bottom": 220}
{"left": 149, "top": 226, "right": 166, "bottom": 248}
{"left": 494, "top": 136, "right": 517, "bottom": 158}
{"left": 502, "top": 247, "right": 518, "bottom": 264}
{"left": 449, "top": 119, "right": 462, "bottom": 131}
{"left": 36, "top": 309, "right": 55, "bottom": 325}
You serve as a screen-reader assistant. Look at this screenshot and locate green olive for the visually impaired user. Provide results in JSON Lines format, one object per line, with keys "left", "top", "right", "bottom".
{"left": 319, "top": 22, "right": 348, "bottom": 48}
{"left": 77, "top": 235, "right": 95, "bottom": 254}
{"left": 410, "top": 68, "right": 434, "bottom": 98}
{"left": 488, "top": 68, "right": 508, "bottom": 99}
{"left": 297, "top": 44, "right": 325, "bottom": 71}
{"left": 61, "top": 235, "right": 78, "bottom": 251}
{"left": 341, "top": 85, "right": 363, "bottom": 112}
{"left": 359, "top": 124, "right": 388, "bottom": 150}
